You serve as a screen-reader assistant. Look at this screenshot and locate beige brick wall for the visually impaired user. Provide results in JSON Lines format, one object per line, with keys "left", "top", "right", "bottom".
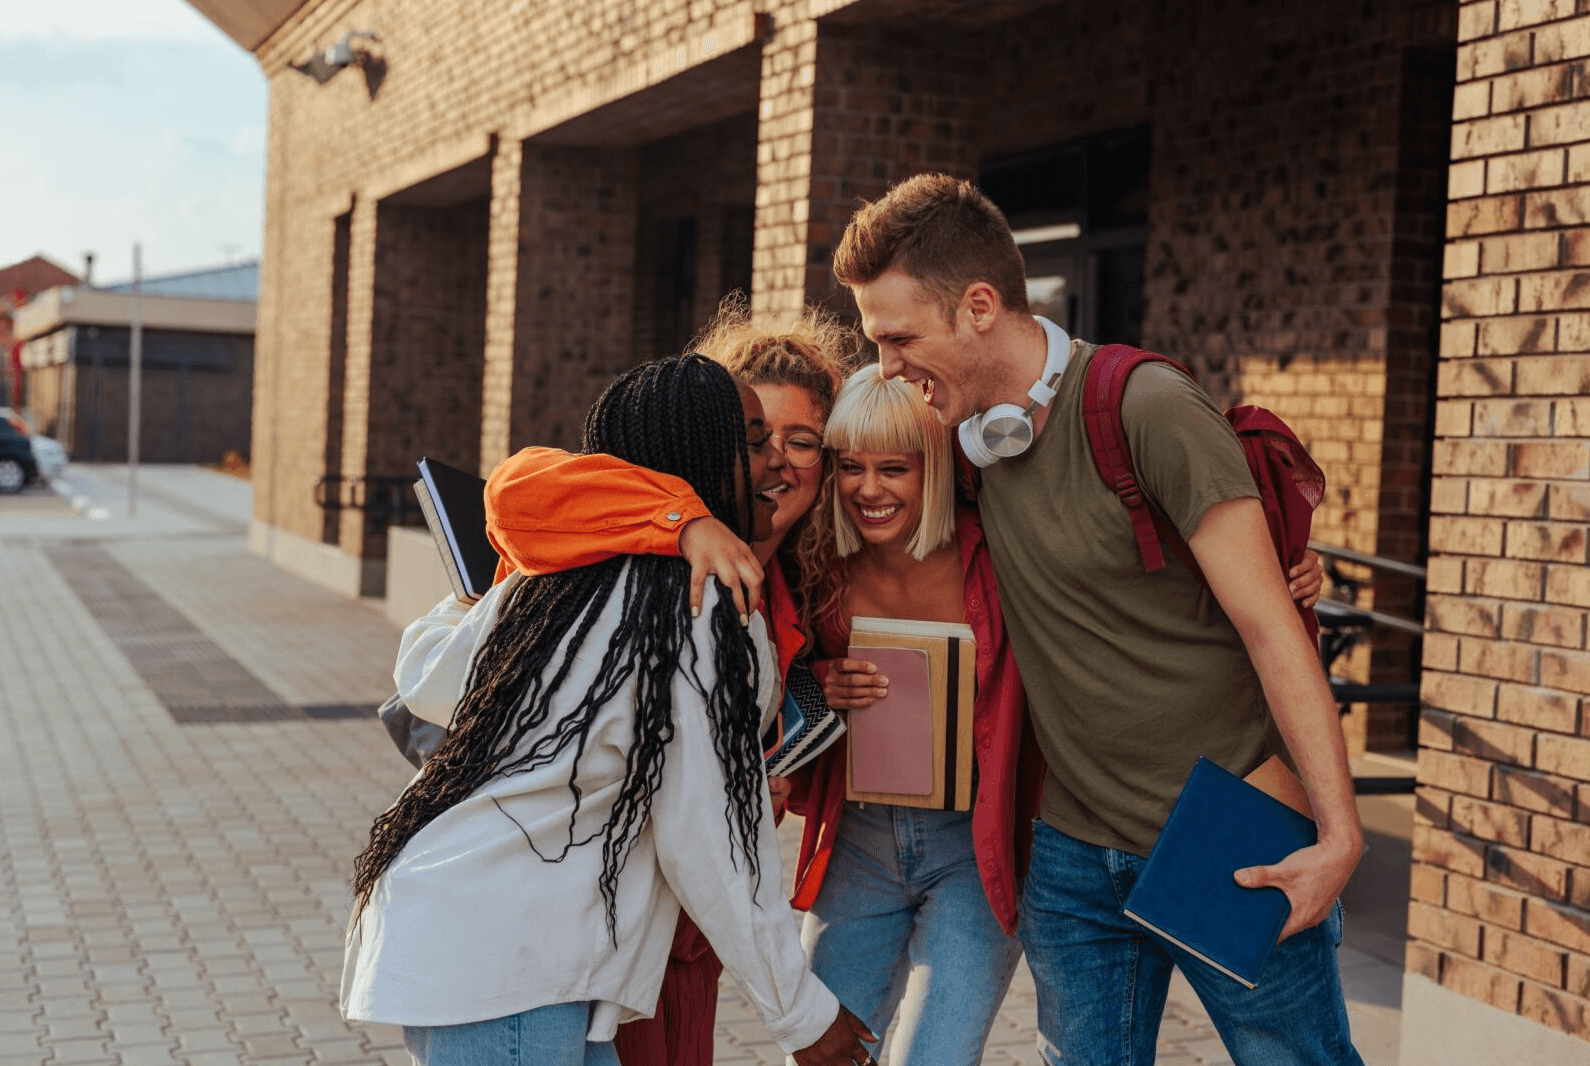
{"left": 1411, "top": 0, "right": 1590, "bottom": 1041}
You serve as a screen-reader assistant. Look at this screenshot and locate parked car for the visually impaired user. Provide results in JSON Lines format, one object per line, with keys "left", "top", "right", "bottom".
{"left": 0, "top": 413, "right": 39, "bottom": 494}
{"left": 29, "top": 434, "right": 66, "bottom": 480}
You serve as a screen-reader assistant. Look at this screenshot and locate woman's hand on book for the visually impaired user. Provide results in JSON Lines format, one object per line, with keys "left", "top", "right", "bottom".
{"left": 820, "top": 658, "right": 889, "bottom": 710}
{"left": 679, "top": 516, "right": 764, "bottom": 622}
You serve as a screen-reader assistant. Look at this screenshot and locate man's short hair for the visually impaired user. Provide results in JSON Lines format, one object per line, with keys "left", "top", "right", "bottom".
{"left": 833, "top": 173, "right": 1030, "bottom": 320}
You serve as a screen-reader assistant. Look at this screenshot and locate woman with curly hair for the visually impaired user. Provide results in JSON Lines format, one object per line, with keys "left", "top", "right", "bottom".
{"left": 341, "top": 354, "right": 871, "bottom": 1066}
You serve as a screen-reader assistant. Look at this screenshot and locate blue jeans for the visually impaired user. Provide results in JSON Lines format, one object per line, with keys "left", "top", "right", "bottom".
{"left": 403, "top": 1002, "right": 620, "bottom": 1066}
{"left": 800, "top": 802, "right": 1023, "bottom": 1066}
{"left": 1019, "top": 821, "right": 1363, "bottom": 1066}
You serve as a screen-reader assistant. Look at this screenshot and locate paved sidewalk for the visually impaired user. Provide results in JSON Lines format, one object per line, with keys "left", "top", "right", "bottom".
{"left": 0, "top": 465, "right": 1406, "bottom": 1066}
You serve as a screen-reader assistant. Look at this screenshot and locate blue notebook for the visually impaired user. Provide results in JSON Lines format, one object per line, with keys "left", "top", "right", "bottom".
{"left": 1122, "top": 757, "right": 1318, "bottom": 988}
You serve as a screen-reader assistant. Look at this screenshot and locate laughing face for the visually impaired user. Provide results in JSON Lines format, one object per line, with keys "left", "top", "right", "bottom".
{"left": 853, "top": 269, "right": 988, "bottom": 428}
{"left": 835, "top": 448, "right": 926, "bottom": 554}
{"left": 752, "top": 382, "right": 826, "bottom": 550}
{"left": 736, "top": 381, "right": 787, "bottom": 543}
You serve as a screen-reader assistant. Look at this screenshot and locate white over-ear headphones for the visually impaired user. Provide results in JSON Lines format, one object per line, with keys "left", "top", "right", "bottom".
{"left": 958, "top": 317, "right": 1072, "bottom": 468}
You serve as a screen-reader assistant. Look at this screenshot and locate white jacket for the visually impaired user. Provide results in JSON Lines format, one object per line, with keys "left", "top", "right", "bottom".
{"left": 340, "top": 566, "right": 838, "bottom": 1051}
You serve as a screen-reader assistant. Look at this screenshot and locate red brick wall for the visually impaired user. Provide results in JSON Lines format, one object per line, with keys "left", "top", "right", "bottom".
{"left": 1411, "top": 0, "right": 1590, "bottom": 1040}
{"left": 633, "top": 112, "right": 758, "bottom": 359}
{"left": 502, "top": 144, "right": 641, "bottom": 454}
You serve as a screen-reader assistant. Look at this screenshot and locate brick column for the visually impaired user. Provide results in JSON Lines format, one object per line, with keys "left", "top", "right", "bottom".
{"left": 336, "top": 195, "right": 379, "bottom": 564}
{"left": 479, "top": 137, "right": 523, "bottom": 474}
{"left": 752, "top": 9, "right": 979, "bottom": 317}
{"left": 1404, "top": 1, "right": 1590, "bottom": 1057}
{"left": 751, "top": 1, "right": 818, "bottom": 318}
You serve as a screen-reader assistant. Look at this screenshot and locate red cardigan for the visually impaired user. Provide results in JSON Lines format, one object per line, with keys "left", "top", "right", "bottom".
{"left": 788, "top": 509, "right": 1044, "bottom": 936}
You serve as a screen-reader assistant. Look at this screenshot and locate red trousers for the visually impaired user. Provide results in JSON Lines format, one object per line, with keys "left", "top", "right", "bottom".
{"left": 613, "top": 914, "right": 721, "bottom": 1066}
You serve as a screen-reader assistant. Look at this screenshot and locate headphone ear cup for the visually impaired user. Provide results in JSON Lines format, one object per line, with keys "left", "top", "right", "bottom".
{"left": 978, "top": 403, "right": 1035, "bottom": 460}
{"left": 958, "top": 416, "right": 999, "bottom": 468}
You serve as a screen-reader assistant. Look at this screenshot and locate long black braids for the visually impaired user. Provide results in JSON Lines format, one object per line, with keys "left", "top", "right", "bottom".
{"left": 351, "top": 355, "right": 767, "bottom": 939}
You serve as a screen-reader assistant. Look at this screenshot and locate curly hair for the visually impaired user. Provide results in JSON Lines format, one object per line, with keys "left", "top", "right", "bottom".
{"left": 691, "top": 294, "right": 865, "bottom": 646}
{"left": 351, "top": 355, "right": 766, "bottom": 940}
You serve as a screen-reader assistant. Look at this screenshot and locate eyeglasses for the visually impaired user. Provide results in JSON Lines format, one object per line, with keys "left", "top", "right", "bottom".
{"left": 770, "top": 432, "right": 825, "bottom": 469}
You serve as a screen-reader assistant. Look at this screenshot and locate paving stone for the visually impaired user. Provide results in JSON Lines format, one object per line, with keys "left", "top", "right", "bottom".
{"left": 220, "top": 1013, "right": 287, "bottom": 1039}
{"left": 240, "top": 1035, "right": 302, "bottom": 1058}
{"left": 181, "top": 1052, "right": 244, "bottom": 1066}
{"left": 38, "top": 1037, "right": 111, "bottom": 1060}
{"left": 110, "top": 1023, "right": 174, "bottom": 1046}
{"left": 115, "top": 1044, "right": 183, "bottom": 1066}
{"left": 40, "top": 1019, "right": 104, "bottom": 1042}
{"left": 306, "top": 1038, "right": 373, "bottom": 1064}
{"left": 175, "top": 1031, "right": 239, "bottom": 1055}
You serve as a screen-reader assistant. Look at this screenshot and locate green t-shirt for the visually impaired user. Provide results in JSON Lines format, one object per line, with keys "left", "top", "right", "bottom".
{"left": 979, "top": 341, "right": 1280, "bottom": 856}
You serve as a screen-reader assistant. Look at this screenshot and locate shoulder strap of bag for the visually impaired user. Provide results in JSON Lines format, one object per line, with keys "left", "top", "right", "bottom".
{"left": 1082, "top": 343, "right": 1202, "bottom": 579}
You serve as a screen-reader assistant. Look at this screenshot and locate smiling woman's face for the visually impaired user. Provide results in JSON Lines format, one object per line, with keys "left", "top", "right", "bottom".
{"left": 752, "top": 382, "right": 826, "bottom": 549}
{"left": 835, "top": 448, "right": 926, "bottom": 555}
{"left": 736, "top": 381, "right": 785, "bottom": 542}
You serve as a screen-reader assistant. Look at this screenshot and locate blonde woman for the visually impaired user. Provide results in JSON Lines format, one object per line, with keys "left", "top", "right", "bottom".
{"left": 786, "top": 364, "right": 1039, "bottom": 1066}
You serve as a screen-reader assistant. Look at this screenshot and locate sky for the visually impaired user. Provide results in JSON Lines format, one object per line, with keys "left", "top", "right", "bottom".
{"left": 0, "top": 0, "right": 266, "bottom": 286}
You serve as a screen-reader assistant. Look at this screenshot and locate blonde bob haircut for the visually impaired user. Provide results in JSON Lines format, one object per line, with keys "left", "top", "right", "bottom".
{"left": 825, "top": 364, "right": 956, "bottom": 561}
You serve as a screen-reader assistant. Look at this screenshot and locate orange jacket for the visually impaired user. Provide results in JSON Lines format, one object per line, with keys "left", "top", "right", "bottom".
{"left": 484, "top": 447, "right": 711, "bottom": 582}
{"left": 485, "top": 446, "right": 805, "bottom": 678}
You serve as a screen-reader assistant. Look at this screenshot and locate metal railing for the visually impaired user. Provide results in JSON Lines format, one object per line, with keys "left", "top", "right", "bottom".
{"left": 1308, "top": 542, "right": 1426, "bottom": 795}
{"left": 314, "top": 473, "right": 424, "bottom": 535}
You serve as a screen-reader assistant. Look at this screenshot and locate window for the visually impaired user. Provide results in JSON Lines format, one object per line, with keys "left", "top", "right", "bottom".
{"left": 981, "top": 127, "right": 1149, "bottom": 345}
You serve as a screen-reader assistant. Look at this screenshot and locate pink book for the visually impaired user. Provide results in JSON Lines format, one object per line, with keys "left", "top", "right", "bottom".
{"left": 844, "top": 646, "right": 934, "bottom": 795}
{"left": 846, "top": 617, "right": 977, "bottom": 811}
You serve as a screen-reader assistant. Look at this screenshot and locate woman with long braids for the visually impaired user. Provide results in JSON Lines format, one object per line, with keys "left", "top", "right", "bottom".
{"left": 472, "top": 301, "right": 860, "bottom": 1066}
{"left": 340, "top": 355, "right": 872, "bottom": 1066}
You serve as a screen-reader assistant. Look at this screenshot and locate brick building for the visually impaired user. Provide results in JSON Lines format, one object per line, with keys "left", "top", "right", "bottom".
{"left": 187, "top": 0, "right": 1590, "bottom": 1059}
{"left": 1, "top": 255, "right": 78, "bottom": 409}
{"left": 11, "top": 262, "right": 258, "bottom": 464}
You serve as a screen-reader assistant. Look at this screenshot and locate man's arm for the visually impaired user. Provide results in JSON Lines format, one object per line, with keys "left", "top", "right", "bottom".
{"left": 1189, "top": 497, "right": 1364, "bottom": 939}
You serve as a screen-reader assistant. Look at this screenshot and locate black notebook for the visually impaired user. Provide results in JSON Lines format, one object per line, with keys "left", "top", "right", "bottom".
{"left": 413, "top": 457, "right": 499, "bottom": 601}
{"left": 1121, "top": 757, "right": 1318, "bottom": 989}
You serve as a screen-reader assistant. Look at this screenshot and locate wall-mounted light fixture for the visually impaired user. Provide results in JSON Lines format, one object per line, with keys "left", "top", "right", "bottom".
{"left": 289, "top": 31, "right": 381, "bottom": 85}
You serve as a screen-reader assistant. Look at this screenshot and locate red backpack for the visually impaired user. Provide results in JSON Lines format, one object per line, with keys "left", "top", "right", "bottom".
{"left": 1082, "top": 344, "right": 1325, "bottom": 641}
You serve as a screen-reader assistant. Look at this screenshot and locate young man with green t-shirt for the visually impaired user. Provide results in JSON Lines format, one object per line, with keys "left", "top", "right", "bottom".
{"left": 829, "top": 173, "right": 1365, "bottom": 1066}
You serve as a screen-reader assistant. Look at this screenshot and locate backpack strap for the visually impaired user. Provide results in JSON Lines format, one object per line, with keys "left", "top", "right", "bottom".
{"left": 1082, "top": 344, "right": 1201, "bottom": 577}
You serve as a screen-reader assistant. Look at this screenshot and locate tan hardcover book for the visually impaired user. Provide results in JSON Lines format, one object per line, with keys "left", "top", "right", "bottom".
{"left": 845, "top": 617, "right": 976, "bottom": 811}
